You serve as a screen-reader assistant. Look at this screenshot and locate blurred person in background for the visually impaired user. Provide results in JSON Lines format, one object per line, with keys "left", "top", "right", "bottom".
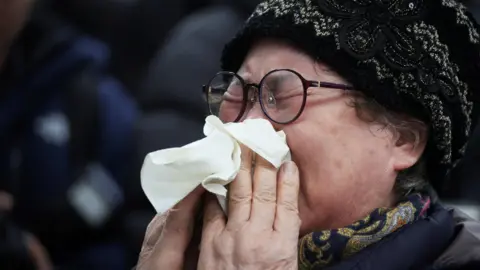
{"left": 0, "top": 0, "right": 138, "bottom": 269}
{"left": 1, "top": 2, "right": 52, "bottom": 269}
{"left": 49, "top": 0, "right": 260, "bottom": 262}
{"left": 50, "top": 0, "right": 216, "bottom": 96}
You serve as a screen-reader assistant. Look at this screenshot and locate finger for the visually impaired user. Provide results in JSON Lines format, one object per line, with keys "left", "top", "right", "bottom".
{"left": 274, "top": 161, "right": 301, "bottom": 232}
{"left": 250, "top": 155, "right": 278, "bottom": 229}
{"left": 202, "top": 194, "right": 226, "bottom": 243}
{"left": 227, "top": 144, "right": 253, "bottom": 228}
{"left": 151, "top": 186, "right": 204, "bottom": 265}
{"left": 137, "top": 212, "right": 168, "bottom": 267}
{"left": 142, "top": 213, "right": 167, "bottom": 252}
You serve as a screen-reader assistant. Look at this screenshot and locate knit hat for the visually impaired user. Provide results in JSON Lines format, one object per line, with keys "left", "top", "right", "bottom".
{"left": 220, "top": 0, "right": 480, "bottom": 193}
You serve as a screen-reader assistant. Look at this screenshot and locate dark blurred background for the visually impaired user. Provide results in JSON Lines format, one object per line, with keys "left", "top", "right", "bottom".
{"left": 0, "top": 0, "right": 479, "bottom": 269}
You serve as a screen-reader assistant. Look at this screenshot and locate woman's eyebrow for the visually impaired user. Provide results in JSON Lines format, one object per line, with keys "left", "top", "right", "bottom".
{"left": 266, "top": 73, "right": 292, "bottom": 86}
{"left": 238, "top": 71, "right": 293, "bottom": 85}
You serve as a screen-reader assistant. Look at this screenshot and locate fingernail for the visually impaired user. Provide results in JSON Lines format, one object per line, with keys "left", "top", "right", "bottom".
{"left": 283, "top": 161, "right": 297, "bottom": 175}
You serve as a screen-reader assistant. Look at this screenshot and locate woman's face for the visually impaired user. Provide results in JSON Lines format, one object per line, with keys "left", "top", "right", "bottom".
{"left": 221, "top": 40, "right": 424, "bottom": 235}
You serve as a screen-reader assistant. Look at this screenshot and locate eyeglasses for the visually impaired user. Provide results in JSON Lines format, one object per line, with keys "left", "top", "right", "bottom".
{"left": 202, "top": 69, "right": 354, "bottom": 124}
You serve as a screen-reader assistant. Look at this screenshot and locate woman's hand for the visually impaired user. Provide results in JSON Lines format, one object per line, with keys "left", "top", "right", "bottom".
{"left": 198, "top": 146, "right": 301, "bottom": 270}
{"left": 136, "top": 186, "right": 204, "bottom": 270}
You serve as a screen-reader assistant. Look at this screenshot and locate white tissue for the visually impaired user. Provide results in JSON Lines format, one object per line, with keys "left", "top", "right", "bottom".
{"left": 140, "top": 115, "right": 291, "bottom": 214}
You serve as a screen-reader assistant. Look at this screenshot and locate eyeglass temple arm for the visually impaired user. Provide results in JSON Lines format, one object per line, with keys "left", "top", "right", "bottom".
{"left": 313, "top": 81, "right": 354, "bottom": 90}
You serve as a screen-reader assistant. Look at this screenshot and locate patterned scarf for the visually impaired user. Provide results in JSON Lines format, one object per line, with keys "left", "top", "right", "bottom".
{"left": 298, "top": 194, "right": 431, "bottom": 269}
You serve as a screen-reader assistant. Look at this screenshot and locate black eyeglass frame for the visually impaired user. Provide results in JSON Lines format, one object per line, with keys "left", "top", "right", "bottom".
{"left": 202, "top": 68, "right": 354, "bottom": 124}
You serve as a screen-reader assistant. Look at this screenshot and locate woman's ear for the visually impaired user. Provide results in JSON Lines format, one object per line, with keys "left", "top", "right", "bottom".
{"left": 392, "top": 122, "right": 428, "bottom": 171}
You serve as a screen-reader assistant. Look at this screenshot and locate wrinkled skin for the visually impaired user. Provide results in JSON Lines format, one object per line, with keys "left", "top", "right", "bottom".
{"left": 137, "top": 40, "right": 426, "bottom": 269}
{"left": 137, "top": 147, "right": 300, "bottom": 270}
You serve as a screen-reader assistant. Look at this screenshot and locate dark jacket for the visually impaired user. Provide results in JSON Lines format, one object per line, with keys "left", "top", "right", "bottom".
{"left": 326, "top": 205, "right": 480, "bottom": 270}
{"left": 432, "top": 211, "right": 480, "bottom": 270}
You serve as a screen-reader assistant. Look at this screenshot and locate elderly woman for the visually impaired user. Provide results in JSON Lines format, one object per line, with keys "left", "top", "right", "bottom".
{"left": 136, "top": 0, "right": 480, "bottom": 269}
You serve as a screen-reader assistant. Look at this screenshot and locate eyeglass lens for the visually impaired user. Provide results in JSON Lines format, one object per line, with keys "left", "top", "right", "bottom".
{"left": 207, "top": 70, "right": 305, "bottom": 123}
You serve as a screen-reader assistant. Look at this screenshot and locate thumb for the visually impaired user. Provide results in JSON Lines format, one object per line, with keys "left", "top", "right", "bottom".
{"left": 150, "top": 186, "right": 205, "bottom": 268}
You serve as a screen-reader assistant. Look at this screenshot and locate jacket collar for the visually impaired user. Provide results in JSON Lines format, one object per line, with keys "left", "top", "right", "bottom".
{"left": 432, "top": 209, "right": 480, "bottom": 269}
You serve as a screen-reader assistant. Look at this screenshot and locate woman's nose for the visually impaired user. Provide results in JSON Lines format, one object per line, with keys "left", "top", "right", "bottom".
{"left": 243, "top": 103, "right": 282, "bottom": 132}
{"left": 243, "top": 103, "right": 266, "bottom": 120}
{"left": 243, "top": 86, "right": 266, "bottom": 120}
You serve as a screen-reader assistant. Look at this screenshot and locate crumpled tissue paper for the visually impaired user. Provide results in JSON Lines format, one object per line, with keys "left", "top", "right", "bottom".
{"left": 140, "top": 115, "right": 291, "bottom": 214}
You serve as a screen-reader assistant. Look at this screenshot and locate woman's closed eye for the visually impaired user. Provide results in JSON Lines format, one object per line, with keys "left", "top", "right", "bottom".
{"left": 265, "top": 80, "right": 304, "bottom": 100}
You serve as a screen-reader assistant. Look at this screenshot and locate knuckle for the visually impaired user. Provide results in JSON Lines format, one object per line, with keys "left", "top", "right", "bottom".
{"left": 282, "top": 175, "right": 298, "bottom": 188}
{"left": 229, "top": 192, "right": 251, "bottom": 205}
{"left": 253, "top": 189, "right": 276, "bottom": 204}
{"left": 280, "top": 199, "right": 298, "bottom": 213}
{"left": 255, "top": 156, "right": 274, "bottom": 170}
{"left": 239, "top": 163, "right": 252, "bottom": 173}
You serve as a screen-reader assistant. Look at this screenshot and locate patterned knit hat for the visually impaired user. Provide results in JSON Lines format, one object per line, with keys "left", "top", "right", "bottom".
{"left": 221, "top": 0, "right": 480, "bottom": 193}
